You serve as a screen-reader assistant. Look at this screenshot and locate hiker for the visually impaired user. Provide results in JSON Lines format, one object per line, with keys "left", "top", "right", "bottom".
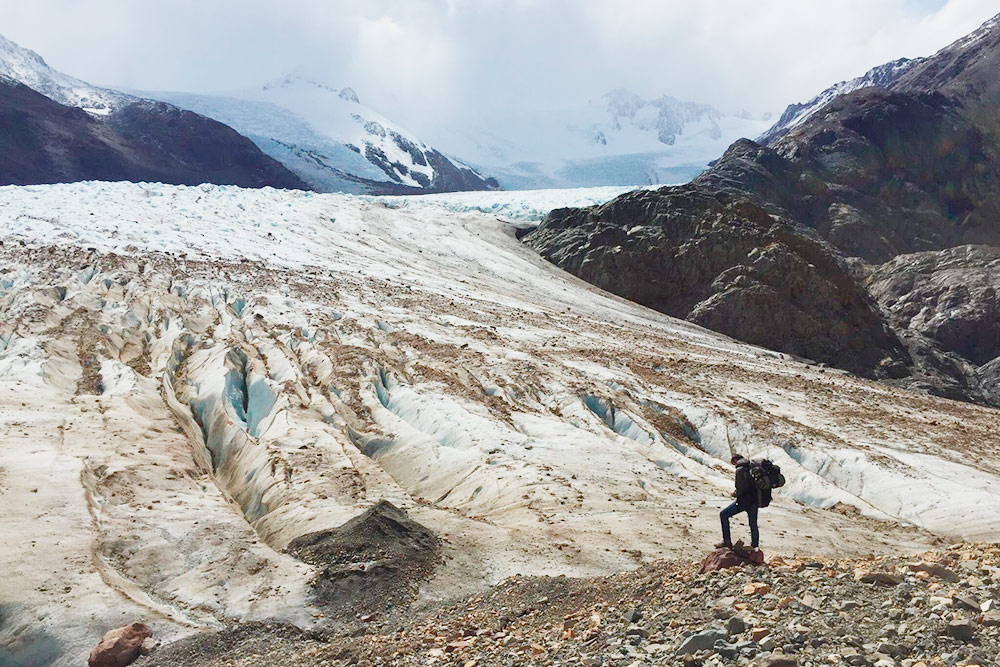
{"left": 718, "top": 454, "right": 760, "bottom": 550}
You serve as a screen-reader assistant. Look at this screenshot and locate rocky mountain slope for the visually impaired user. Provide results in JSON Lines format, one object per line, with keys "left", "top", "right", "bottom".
{"left": 145, "top": 75, "right": 499, "bottom": 195}
{"left": 2, "top": 182, "right": 999, "bottom": 665}
{"left": 416, "top": 88, "right": 772, "bottom": 190}
{"left": 0, "top": 34, "right": 308, "bottom": 189}
{"left": 526, "top": 13, "right": 1000, "bottom": 405}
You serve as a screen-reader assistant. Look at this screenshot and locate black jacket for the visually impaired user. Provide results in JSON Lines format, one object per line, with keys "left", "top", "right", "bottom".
{"left": 734, "top": 460, "right": 760, "bottom": 508}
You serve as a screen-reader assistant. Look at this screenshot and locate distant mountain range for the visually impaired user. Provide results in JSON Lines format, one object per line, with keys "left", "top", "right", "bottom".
{"left": 416, "top": 89, "right": 773, "bottom": 189}
{"left": 0, "top": 33, "right": 307, "bottom": 190}
{"left": 0, "top": 31, "right": 776, "bottom": 194}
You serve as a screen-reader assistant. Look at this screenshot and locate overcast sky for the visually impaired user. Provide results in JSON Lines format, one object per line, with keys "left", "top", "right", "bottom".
{"left": 2, "top": 0, "right": 998, "bottom": 132}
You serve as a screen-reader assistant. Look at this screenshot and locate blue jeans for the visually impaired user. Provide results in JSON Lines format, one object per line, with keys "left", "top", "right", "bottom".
{"left": 721, "top": 501, "right": 759, "bottom": 548}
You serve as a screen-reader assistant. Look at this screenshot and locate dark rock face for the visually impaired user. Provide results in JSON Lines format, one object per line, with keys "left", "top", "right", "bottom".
{"left": 697, "top": 93, "right": 1000, "bottom": 264}
{"left": 285, "top": 500, "right": 440, "bottom": 618}
{"left": 530, "top": 186, "right": 909, "bottom": 379}
{"left": 867, "top": 245, "right": 1000, "bottom": 403}
{"left": 526, "top": 14, "right": 1000, "bottom": 403}
{"left": 0, "top": 79, "right": 309, "bottom": 189}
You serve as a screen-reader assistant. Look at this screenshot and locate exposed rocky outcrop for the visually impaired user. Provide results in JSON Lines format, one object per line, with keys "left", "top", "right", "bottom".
{"left": 0, "top": 78, "right": 309, "bottom": 189}
{"left": 866, "top": 245, "right": 1000, "bottom": 403}
{"left": 529, "top": 185, "right": 910, "bottom": 379}
{"left": 526, "top": 13, "right": 1000, "bottom": 403}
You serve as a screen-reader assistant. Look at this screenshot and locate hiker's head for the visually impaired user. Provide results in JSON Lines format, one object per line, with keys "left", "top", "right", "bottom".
{"left": 731, "top": 454, "right": 746, "bottom": 466}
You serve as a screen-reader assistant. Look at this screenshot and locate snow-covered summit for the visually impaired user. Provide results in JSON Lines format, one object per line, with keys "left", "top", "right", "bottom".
{"left": 601, "top": 88, "right": 723, "bottom": 146}
{"left": 0, "top": 32, "right": 131, "bottom": 114}
{"left": 145, "top": 75, "right": 497, "bottom": 194}
{"left": 758, "top": 58, "right": 921, "bottom": 145}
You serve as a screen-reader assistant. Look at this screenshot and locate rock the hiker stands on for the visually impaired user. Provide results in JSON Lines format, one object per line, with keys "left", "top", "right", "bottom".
{"left": 701, "top": 541, "right": 766, "bottom": 573}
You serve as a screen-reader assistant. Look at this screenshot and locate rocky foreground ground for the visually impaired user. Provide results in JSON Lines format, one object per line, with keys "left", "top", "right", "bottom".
{"left": 142, "top": 543, "right": 1000, "bottom": 667}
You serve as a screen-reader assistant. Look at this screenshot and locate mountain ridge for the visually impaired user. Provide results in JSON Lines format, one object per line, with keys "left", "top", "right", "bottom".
{"left": 0, "top": 32, "right": 309, "bottom": 190}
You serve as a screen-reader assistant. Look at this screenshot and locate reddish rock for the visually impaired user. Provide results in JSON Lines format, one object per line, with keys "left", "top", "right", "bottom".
{"left": 88, "top": 622, "right": 153, "bottom": 667}
{"left": 699, "top": 547, "right": 765, "bottom": 573}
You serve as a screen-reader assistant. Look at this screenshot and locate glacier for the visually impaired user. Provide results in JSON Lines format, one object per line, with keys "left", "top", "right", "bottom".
{"left": 0, "top": 182, "right": 998, "bottom": 665}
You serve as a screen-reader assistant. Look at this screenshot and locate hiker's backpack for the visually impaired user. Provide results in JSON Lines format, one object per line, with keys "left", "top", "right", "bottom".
{"left": 749, "top": 459, "right": 785, "bottom": 507}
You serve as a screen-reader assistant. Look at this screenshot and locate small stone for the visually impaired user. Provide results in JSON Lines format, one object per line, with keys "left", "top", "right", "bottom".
{"left": 726, "top": 616, "right": 747, "bottom": 636}
{"left": 761, "top": 654, "right": 798, "bottom": 667}
{"left": 623, "top": 607, "right": 643, "bottom": 624}
{"left": 744, "top": 582, "right": 770, "bottom": 595}
{"left": 749, "top": 627, "right": 770, "bottom": 641}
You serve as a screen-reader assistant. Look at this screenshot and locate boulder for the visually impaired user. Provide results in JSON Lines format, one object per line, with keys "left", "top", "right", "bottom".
{"left": 88, "top": 622, "right": 153, "bottom": 667}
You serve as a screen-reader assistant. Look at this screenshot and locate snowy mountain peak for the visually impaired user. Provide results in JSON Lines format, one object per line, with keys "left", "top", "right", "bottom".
{"left": 338, "top": 87, "right": 359, "bottom": 104}
{"left": 600, "top": 88, "right": 722, "bottom": 146}
{"left": 0, "top": 31, "right": 131, "bottom": 114}
{"left": 760, "top": 12, "right": 1000, "bottom": 146}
